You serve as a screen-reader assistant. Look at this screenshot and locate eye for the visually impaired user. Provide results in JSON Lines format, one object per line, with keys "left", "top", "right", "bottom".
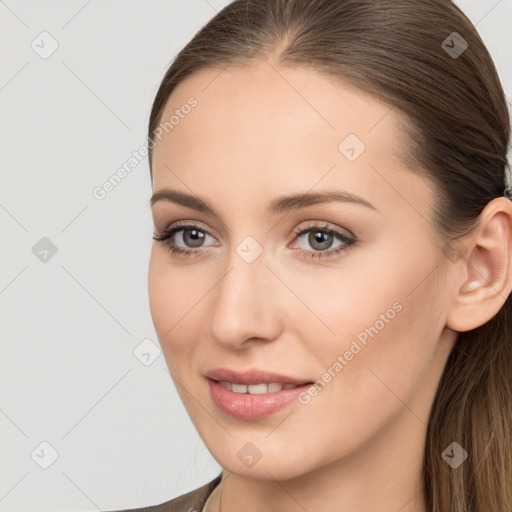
{"left": 152, "top": 223, "right": 216, "bottom": 257}
{"left": 291, "top": 222, "right": 356, "bottom": 259}
{"left": 153, "top": 221, "right": 357, "bottom": 260}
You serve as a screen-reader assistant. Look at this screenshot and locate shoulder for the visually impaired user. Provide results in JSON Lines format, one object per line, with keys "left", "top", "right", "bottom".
{"left": 106, "top": 473, "right": 223, "bottom": 512}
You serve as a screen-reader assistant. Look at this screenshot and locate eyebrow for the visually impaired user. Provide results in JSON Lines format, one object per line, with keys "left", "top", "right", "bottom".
{"left": 149, "top": 188, "right": 378, "bottom": 217}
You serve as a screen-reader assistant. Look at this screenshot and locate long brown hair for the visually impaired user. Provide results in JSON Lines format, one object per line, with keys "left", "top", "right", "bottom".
{"left": 147, "top": 1, "right": 512, "bottom": 510}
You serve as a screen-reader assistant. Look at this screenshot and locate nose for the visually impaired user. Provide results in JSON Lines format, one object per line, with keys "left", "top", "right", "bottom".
{"left": 208, "top": 249, "right": 283, "bottom": 350}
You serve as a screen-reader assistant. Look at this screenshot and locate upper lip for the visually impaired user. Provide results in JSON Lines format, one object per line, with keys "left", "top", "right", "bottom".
{"left": 205, "top": 367, "right": 313, "bottom": 385}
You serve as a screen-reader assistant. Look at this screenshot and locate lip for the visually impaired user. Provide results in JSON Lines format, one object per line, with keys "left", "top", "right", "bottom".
{"left": 204, "top": 367, "right": 312, "bottom": 386}
{"left": 205, "top": 367, "right": 314, "bottom": 421}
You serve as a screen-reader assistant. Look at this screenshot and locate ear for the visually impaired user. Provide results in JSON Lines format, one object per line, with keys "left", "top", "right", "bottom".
{"left": 445, "top": 197, "right": 512, "bottom": 332}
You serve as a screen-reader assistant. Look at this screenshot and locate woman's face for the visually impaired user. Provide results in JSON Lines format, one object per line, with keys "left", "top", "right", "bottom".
{"left": 148, "top": 63, "right": 457, "bottom": 479}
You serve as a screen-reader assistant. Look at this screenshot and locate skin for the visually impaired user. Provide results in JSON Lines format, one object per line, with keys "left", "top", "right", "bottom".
{"left": 147, "top": 60, "right": 512, "bottom": 512}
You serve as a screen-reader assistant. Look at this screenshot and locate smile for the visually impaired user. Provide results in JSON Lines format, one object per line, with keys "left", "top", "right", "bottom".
{"left": 217, "top": 381, "right": 302, "bottom": 394}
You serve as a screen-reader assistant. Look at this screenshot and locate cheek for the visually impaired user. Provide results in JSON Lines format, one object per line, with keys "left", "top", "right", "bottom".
{"left": 282, "top": 275, "right": 440, "bottom": 467}
{"left": 304, "top": 242, "right": 444, "bottom": 462}
{"left": 304, "top": 257, "right": 441, "bottom": 403}
{"left": 147, "top": 250, "right": 211, "bottom": 372}
{"left": 148, "top": 254, "right": 189, "bottom": 374}
{"left": 148, "top": 250, "right": 196, "bottom": 337}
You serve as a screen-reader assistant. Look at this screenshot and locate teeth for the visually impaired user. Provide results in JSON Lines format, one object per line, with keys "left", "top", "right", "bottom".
{"left": 218, "top": 381, "right": 300, "bottom": 394}
{"left": 231, "top": 383, "right": 248, "bottom": 393}
{"left": 219, "top": 380, "right": 232, "bottom": 391}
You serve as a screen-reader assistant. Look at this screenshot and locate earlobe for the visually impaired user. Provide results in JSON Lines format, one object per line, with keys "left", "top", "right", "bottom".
{"left": 445, "top": 198, "right": 512, "bottom": 333}
{"left": 459, "top": 280, "right": 482, "bottom": 293}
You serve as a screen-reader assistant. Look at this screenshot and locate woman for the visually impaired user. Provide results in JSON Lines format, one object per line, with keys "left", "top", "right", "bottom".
{"left": 113, "top": 0, "right": 512, "bottom": 510}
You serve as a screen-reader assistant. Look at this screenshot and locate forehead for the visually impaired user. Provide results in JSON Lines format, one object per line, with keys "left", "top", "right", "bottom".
{"left": 155, "top": 63, "right": 401, "bottom": 159}
{"left": 150, "top": 63, "right": 432, "bottom": 222}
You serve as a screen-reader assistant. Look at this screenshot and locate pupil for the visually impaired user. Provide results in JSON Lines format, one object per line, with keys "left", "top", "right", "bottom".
{"left": 186, "top": 229, "right": 204, "bottom": 247}
{"left": 310, "top": 231, "right": 332, "bottom": 250}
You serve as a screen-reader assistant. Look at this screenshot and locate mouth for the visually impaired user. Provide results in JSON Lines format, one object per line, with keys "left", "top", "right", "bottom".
{"left": 210, "top": 380, "right": 312, "bottom": 394}
{"left": 204, "top": 368, "right": 316, "bottom": 420}
{"left": 204, "top": 367, "right": 314, "bottom": 387}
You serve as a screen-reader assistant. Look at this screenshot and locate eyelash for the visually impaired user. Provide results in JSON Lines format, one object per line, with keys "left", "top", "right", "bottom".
{"left": 152, "top": 222, "right": 356, "bottom": 260}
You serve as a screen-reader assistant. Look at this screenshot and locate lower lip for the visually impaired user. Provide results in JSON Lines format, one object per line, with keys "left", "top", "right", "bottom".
{"left": 207, "top": 379, "right": 312, "bottom": 420}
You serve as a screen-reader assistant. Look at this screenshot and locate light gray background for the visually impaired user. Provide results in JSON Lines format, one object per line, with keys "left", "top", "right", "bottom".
{"left": 0, "top": 1, "right": 510, "bottom": 511}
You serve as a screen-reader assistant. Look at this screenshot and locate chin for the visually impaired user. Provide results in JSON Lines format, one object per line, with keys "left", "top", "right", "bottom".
{"left": 201, "top": 432, "right": 324, "bottom": 481}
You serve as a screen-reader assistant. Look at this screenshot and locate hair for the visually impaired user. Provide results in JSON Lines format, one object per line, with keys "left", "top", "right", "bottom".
{"left": 147, "top": 1, "right": 512, "bottom": 510}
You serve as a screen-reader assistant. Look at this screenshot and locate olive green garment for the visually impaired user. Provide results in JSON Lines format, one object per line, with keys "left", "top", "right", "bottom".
{"left": 107, "top": 473, "right": 223, "bottom": 512}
